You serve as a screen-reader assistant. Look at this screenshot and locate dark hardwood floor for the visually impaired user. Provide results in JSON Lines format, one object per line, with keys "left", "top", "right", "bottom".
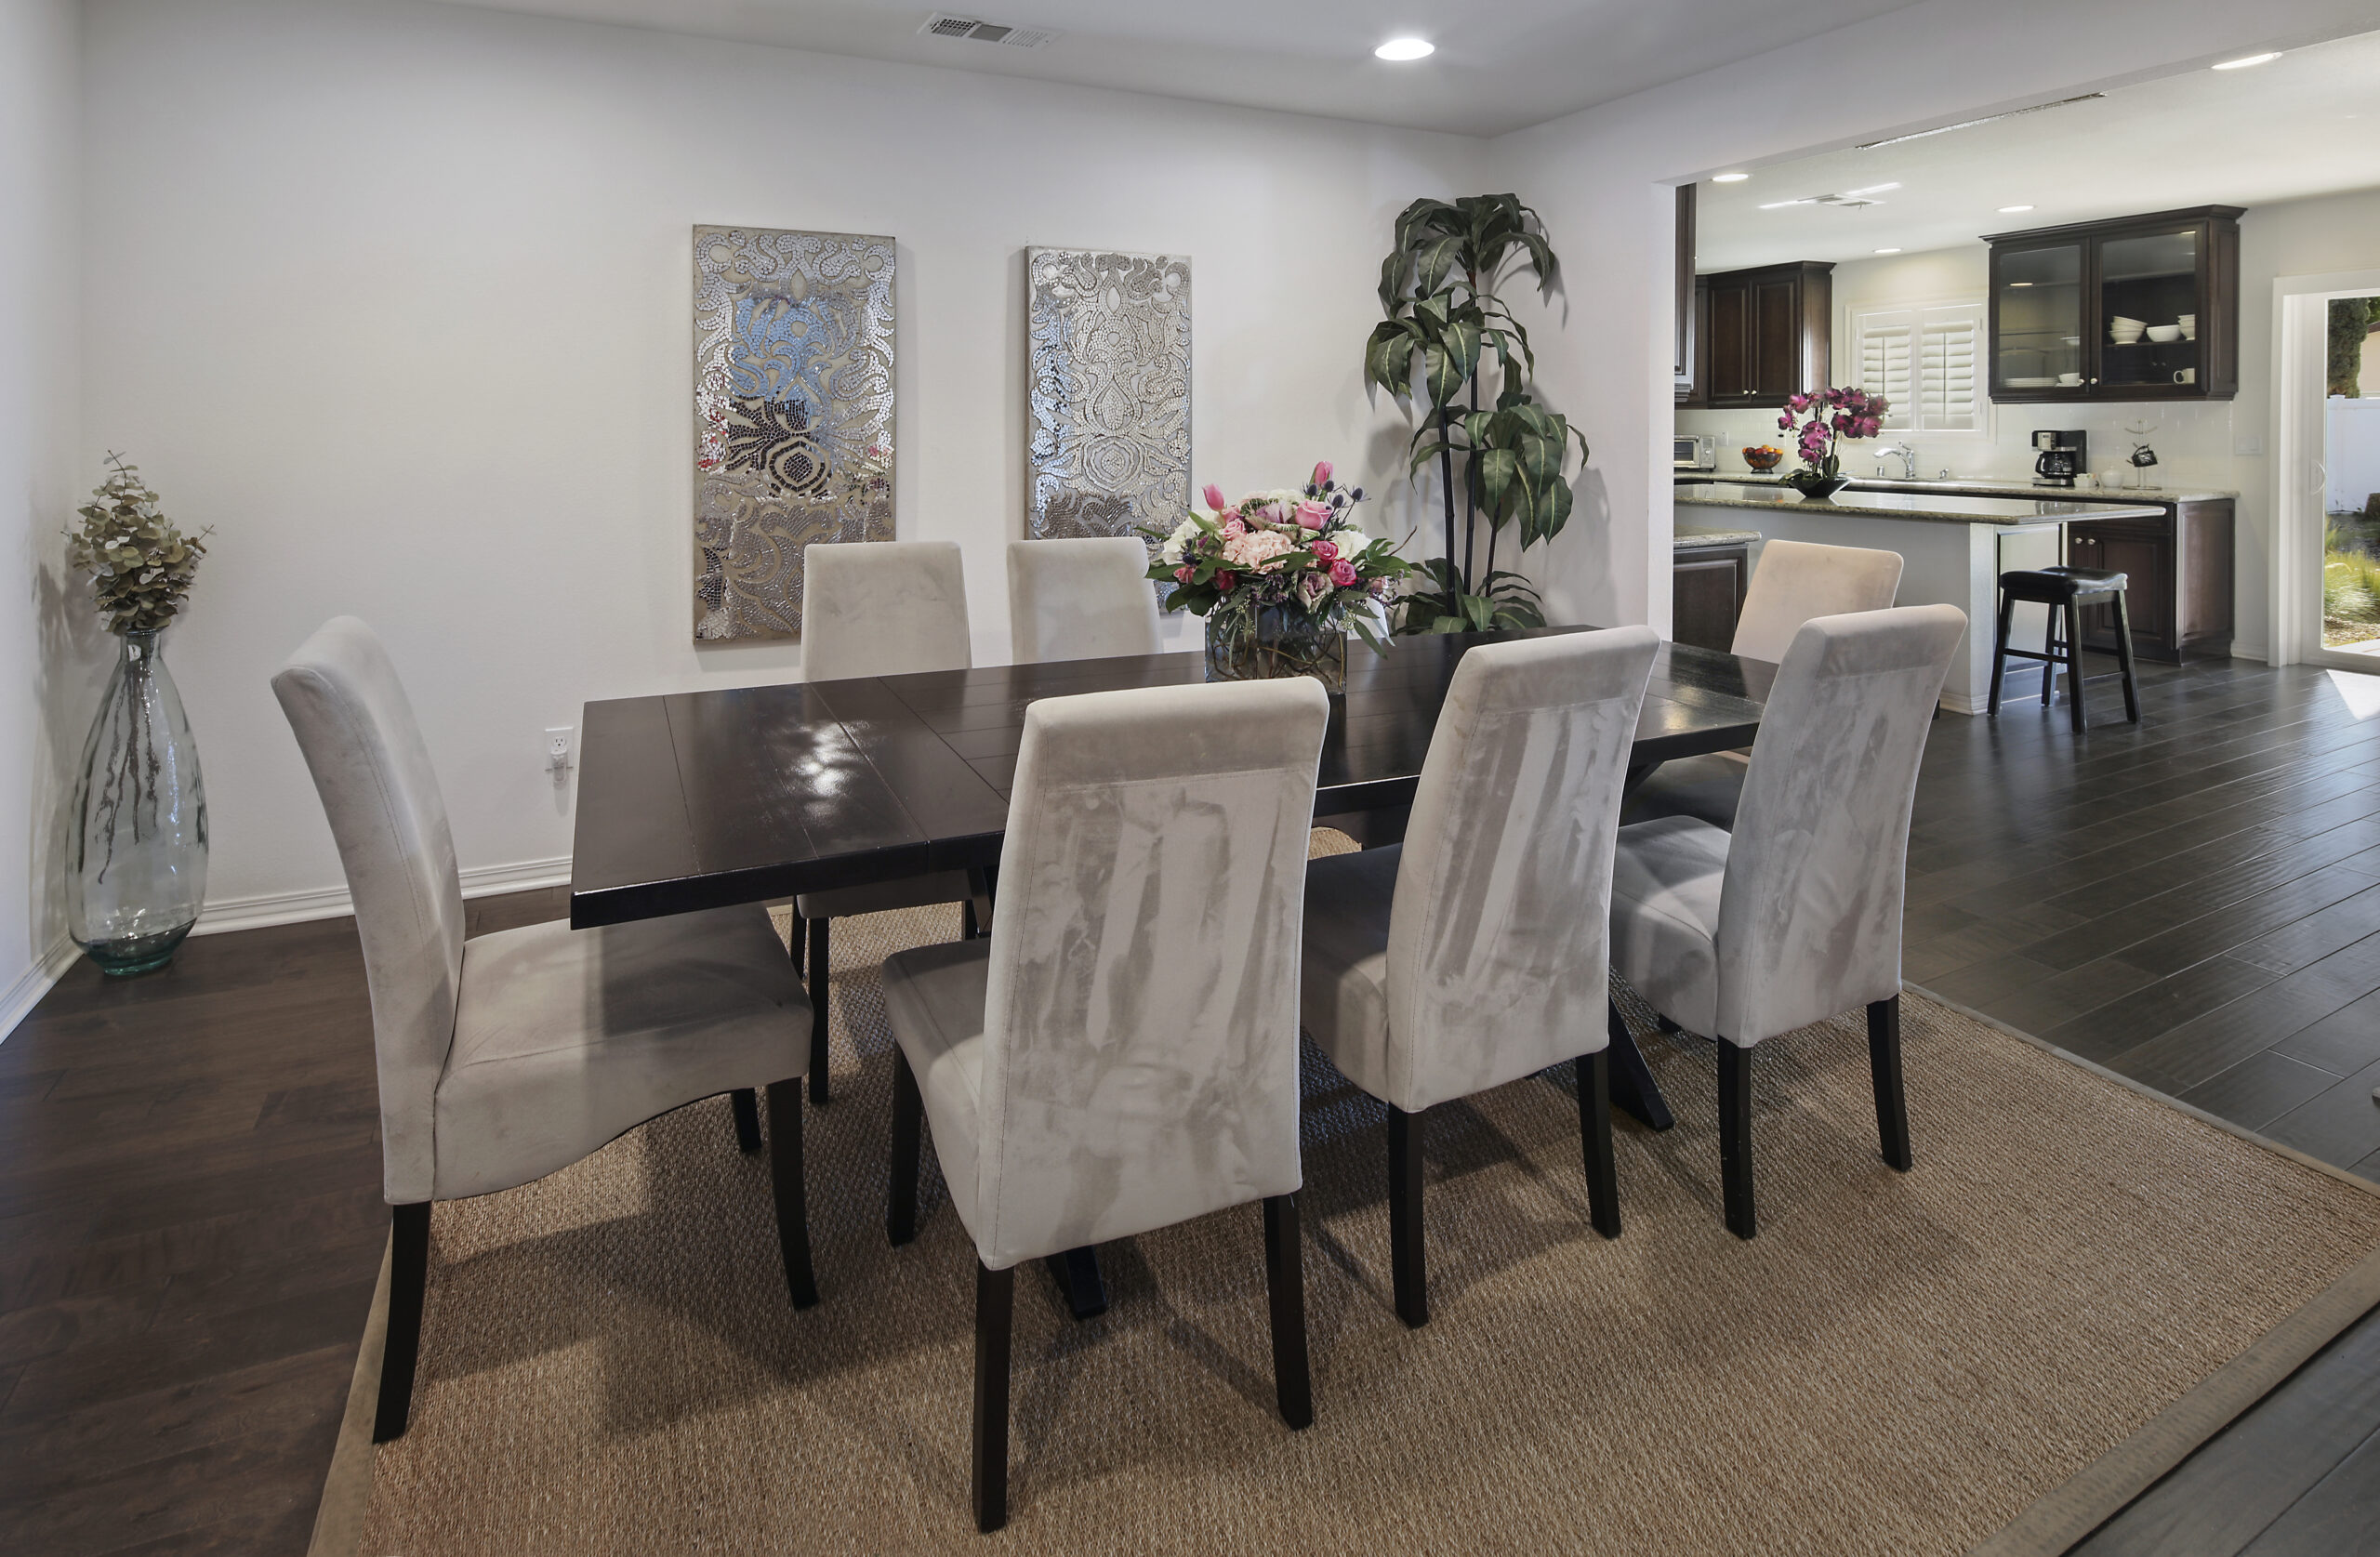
{"left": 3, "top": 659, "right": 2377, "bottom": 1554}
{"left": 0, "top": 888, "right": 566, "bottom": 1557}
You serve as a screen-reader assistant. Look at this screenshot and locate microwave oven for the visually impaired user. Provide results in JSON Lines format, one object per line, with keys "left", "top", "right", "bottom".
{"left": 1673, "top": 434, "right": 1715, "bottom": 470}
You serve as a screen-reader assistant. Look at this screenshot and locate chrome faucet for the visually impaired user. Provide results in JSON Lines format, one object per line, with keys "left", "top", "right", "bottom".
{"left": 1873, "top": 442, "right": 1917, "bottom": 480}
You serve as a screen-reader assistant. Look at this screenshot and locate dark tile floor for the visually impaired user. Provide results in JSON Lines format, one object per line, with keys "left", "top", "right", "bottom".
{"left": 3, "top": 658, "right": 2378, "bottom": 1553}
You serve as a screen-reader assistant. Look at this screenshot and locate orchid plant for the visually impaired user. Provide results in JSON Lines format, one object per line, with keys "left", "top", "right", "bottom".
{"left": 1144, "top": 462, "right": 1413, "bottom": 654}
{"left": 1777, "top": 388, "right": 1887, "bottom": 493}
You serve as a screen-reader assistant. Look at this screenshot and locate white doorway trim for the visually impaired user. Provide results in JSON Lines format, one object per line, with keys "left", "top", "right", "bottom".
{"left": 2272, "top": 267, "right": 2380, "bottom": 671}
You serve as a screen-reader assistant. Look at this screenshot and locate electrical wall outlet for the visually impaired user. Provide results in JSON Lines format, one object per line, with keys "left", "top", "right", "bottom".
{"left": 545, "top": 725, "right": 575, "bottom": 775}
{"left": 2234, "top": 432, "right": 2265, "bottom": 456}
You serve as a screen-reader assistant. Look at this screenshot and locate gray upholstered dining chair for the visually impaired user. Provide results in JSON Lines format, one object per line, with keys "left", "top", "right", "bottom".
{"left": 1299, "top": 627, "right": 1660, "bottom": 1327}
{"left": 1005, "top": 536, "right": 1164, "bottom": 664}
{"left": 878, "top": 677, "right": 1330, "bottom": 1533}
{"left": 792, "top": 540, "right": 978, "bottom": 1104}
{"left": 1625, "top": 537, "right": 1905, "bottom": 829}
{"left": 1607, "top": 604, "right": 1964, "bottom": 1239}
{"left": 271, "top": 617, "right": 816, "bottom": 1444}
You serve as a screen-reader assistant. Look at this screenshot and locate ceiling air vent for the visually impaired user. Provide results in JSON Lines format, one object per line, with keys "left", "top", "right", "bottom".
{"left": 921, "top": 14, "right": 1056, "bottom": 48}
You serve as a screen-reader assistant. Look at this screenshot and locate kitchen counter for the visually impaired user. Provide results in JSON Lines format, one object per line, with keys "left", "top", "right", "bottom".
{"left": 1677, "top": 471, "right": 2237, "bottom": 504}
{"left": 1676, "top": 482, "right": 2164, "bottom": 528}
{"left": 1676, "top": 523, "right": 1761, "bottom": 548}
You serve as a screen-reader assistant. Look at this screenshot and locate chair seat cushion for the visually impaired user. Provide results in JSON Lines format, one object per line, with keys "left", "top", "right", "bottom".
{"left": 879, "top": 939, "right": 993, "bottom": 1244}
{"left": 434, "top": 904, "right": 806, "bottom": 1200}
{"left": 1620, "top": 749, "right": 1751, "bottom": 829}
{"left": 1298, "top": 844, "right": 1402, "bottom": 1103}
{"left": 1608, "top": 816, "right": 1730, "bottom": 1041}
{"left": 795, "top": 869, "right": 972, "bottom": 922}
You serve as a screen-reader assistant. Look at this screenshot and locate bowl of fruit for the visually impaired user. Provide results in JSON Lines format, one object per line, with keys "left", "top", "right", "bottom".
{"left": 1743, "top": 445, "right": 1784, "bottom": 471}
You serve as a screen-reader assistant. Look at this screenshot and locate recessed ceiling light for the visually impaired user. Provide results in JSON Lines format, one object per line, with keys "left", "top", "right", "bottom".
{"left": 1998, "top": 205, "right": 2034, "bottom": 213}
{"left": 2009, "top": 282, "right": 2033, "bottom": 288}
{"left": 1874, "top": 247, "right": 1902, "bottom": 255}
{"left": 2213, "top": 51, "right": 2280, "bottom": 70}
{"left": 1374, "top": 37, "right": 1433, "bottom": 60}
{"left": 1712, "top": 172, "right": 1750, "bottom": 183}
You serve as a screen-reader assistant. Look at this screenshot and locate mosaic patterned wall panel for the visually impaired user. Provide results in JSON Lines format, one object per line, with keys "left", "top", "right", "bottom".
{"left": 693, "top": 226, "right": 895, "bottom": 640}
{"left": 1026, "top": 248, "right": 1191, "bottom": 547}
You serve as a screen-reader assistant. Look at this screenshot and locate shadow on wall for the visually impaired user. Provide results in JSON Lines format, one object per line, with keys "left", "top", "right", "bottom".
{"left": 32, "top": 550, "right": 118, "bottom": 960}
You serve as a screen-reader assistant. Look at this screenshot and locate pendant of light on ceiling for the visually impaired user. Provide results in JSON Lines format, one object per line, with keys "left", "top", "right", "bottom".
{"left": 1375, "top": 37, "right": 1433, "bottom": 60}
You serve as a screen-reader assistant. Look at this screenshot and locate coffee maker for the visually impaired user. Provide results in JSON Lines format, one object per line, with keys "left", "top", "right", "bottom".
{"left": 2032, "top": 429, "right": 2087, "bottom": 488}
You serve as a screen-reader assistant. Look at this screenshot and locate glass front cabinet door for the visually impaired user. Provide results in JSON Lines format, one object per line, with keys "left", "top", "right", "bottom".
{"left": 1986, "top": 205, "right": 2241, "bottom": 402}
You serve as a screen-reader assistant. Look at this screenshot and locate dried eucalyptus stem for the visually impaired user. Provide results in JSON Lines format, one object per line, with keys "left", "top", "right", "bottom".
{"left": 66, "top": 453, "right": 210, "bottom": 635}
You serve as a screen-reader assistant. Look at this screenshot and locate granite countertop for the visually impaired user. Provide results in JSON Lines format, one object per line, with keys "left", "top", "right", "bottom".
{"left": 1675, "top": 482, "right": 2164, "bottom": 527}
{"left": 1677, "top": 471, "right": 2238, "bottom": 503}
{"left": 1675, "top": 524, "right": 1761, "bottom": 548}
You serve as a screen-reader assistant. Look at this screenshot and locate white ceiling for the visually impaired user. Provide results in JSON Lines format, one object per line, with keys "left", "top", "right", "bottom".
{"left": 1696, "top": 29, "right": 2380, "bottom": 270}
{"left": 431, "top": 0, "right": 1925, "bottom": 137}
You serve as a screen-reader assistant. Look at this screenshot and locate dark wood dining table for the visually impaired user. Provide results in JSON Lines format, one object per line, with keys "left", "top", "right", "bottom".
{"left": 569, "top": 626, "right": 1772, "bottom": 1305}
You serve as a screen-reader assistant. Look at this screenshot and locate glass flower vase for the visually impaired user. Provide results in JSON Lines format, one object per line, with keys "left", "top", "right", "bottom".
{"left": 67, "top": 629, "right": 207, "bottom": 976}
{"left": 1203, "top": 602, "right": 1346, "bottom": 694}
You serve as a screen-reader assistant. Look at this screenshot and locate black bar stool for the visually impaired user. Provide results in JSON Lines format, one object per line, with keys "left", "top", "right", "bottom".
{"left": 1988, "top": 566, "right": 2141, "bottom": 732}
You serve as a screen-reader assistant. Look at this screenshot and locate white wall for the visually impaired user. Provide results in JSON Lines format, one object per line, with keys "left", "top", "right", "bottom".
{"left": 0, "top": 0, "right": 86, "bottom": 1030}
{"left": 1492, "top": 0, "right": 2380, "bottom": 643}
{"left": 80, "top": 0, "right": 1488, "bottom": 924}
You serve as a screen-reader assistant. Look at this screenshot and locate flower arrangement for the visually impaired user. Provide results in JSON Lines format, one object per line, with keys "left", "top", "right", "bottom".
{"left": 67, "top": 454, "right": 211, "bottom": 635}
{"left": 1145, "top": 463, "right": 1412, "bottom": 684}
{"left": 1776, "top": 389, "right": 1886, "bottom": 497}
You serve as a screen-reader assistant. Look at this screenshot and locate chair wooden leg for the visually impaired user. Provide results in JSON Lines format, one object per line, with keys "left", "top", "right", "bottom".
{"left": 1606, "top": 999, "right": 1676, "bottom": 1132}
{"left": 373, "top": 1201, "right": 431, "bottom": 1443}
{"left": 2110, "top": 590, "right": 2142, "bottom": 723}
{"left": 1580, "top": 1050, "right": 1621, "bottom": 1239}
{"left": 1868, "top": 996, "right": 1913, "bottom": 1172}
{"left": 1718, "top": 1042, "right": 1756, "bottom": 1240}
{"left": 888, "top": 1046, "right": 922, "bottom": 1246}
{"left": 972, "top": 1260, "right": 1015, "bottom": 1534}
{"left": 2064, "top": 600, "right": 2088, "bottom": 732}
{"left": 1044, "top": 1247, "right": 1108, "bottom": 1320}
{"left": 807, "top": 917, "right": 831, "bottom": 1105}
{"left": 960, "top": 898, "right": 979, "bottom": 941}
{"left": 1987, "top": 590, "right": 2015, "bottom": 717}
{"left": 2041, "top": 603, "right": 2060, "bottom": 710}
{"left": 730, "top": 1088, "right": 761, "bottom": 1154}
{"left": 766, "top": 1081, "right": 819, "bottom": 1309}
{"left": 1387, "top": 1106, "right": 1427, "bottom": 1327}
{"left": 1263, "top": 1194, "right": 1315, "bottom": 1430}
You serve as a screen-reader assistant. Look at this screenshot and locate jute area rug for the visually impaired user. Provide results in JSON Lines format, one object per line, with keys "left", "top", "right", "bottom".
{"left": 350, "top": 838, "right": 2380, "bottom": 1555}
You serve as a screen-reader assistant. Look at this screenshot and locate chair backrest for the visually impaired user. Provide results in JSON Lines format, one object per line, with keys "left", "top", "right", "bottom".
{"left": 1731, "top": 538, "right": 1905, "bottom": 662}
{"left": 1384, "top": 627, "right": 1661, "bottom": 1112}
{"left": 1717, "top": 604, "right": 1965, "bottom": 1045}
{"left": 1006, "top": 537, "right": 1164, "bottom": 664}
{"left": 801, "top": 540, "right": 972, "bottom": 682}
{"left": 972, "top": 677, "right": 1329, "bottom": 1269}
{"left": 271, "top": 618, "right": 465, "bottom": 1205}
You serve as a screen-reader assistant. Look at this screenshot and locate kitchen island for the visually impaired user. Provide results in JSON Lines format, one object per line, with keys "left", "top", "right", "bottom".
{"left": 1673, "top": 482, "right": 2167, "bottom": 714}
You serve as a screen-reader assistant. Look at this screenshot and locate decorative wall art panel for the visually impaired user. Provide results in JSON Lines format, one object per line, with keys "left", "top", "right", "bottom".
{"left": 693, "top": 226, "right": 895, "bottom": 640}
{"left": 1025, "top": 248, "right": 1191, "bottom": 550}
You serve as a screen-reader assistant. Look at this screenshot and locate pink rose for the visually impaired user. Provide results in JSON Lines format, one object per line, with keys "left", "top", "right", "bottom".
{"left": 1309, "top": 538, "right": 1340, "bottom": 563}
{"left": 1214, "top": 570, "right": 1237, "bottom": 592}
{"left": 1329, "top": 560, "right": 1359, "bottom": 588}
{"left": 1202, "top": 483, "right": 1227, "bottom": 512}
{"left": 1174, "top": 565, "right": 1194, "bottom": 583}
{"left": 1222, "top": 516, "right": 1248, "bottom": 538}
{"left": 1294, "top": 500, "right": 1330, "bottom": 530}
{"left": 1311, "top": 460, "right": 1333, "bottom": 488}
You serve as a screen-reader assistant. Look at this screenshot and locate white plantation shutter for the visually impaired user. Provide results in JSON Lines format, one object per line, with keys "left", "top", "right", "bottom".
{"left": 1921, "top": 310, "right": 1979, "bottom": 430}
{"left": 1853, "top": 302, "right": 1982, "bottom": 433}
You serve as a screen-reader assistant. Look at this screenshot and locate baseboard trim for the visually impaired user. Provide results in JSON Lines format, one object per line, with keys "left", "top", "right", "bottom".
{"left": 0, "top": 935, "right": 82, "bottom": 1047}
{"left": 192, "top": 857, "right": 574, "bottom": 937}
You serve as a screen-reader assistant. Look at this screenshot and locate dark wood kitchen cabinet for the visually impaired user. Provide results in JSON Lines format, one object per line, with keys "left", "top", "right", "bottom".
{"left": 1699, "top": 261, "right": 1831, "bottom": 409}
{"left": 1674, "top": 183, "right": 1698, "bottom": 403}
{"left": 2063, "top": 496, "right": 2234, "bottom": 661}
{"left": 1673, "top": 536, "right": 1751, "bottom": 652}
{"left": 1986, "top": 205, "right": 2241, "bottom": 402}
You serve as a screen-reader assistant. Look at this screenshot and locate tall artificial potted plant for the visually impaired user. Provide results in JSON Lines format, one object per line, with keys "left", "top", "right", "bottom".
{"left": 1363, "top": 194, "right": 1589, "bottom": 633}
{"left": 64, "top": 455, "right": 211, "bottom": 975}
